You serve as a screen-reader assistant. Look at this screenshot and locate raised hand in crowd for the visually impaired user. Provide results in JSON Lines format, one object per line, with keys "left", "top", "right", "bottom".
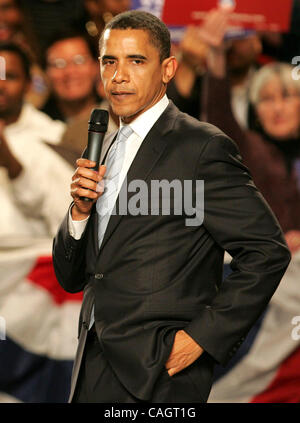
{"left": 173, "top": 5, "right": 233, "bottom": 98}
{"left": 196, "top": 5, "right": 234, "bottom": 78}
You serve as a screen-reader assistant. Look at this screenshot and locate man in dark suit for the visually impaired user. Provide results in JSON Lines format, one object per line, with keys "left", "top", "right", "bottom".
{"left": 52, "top": 11, "right": 291, "bottom": 403}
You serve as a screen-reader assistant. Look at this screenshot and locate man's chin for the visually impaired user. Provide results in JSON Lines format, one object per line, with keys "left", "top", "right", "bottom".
{"left": 111, "top": 107, "right": 134, "bottom": 122}
{"left": 111, "top": 103, "right": 145, "bottom": 124}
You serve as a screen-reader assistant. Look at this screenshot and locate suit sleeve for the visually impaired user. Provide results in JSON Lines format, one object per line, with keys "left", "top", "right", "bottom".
{"left": 184, "top": 134, "right": 291, "bottom": 366}
{"left": 52, "top": 204, "right": 89, "bottom": 293}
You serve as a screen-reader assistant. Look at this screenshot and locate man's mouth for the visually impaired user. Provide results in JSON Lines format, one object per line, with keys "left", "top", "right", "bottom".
{"left": 111, "top": 91, "right": 134, "bottom": 97}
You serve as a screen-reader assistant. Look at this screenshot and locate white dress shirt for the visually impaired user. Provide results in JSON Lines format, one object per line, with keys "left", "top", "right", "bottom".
{"left": 68, "top": 94, "right": 170, "bottom": 239}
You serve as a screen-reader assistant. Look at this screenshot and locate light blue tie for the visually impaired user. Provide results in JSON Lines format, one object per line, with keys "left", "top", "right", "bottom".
{"left": 96, "top": 124, "right": 133, "bottom": 247}
{"left": 88, "top": 125, "right": 133, "bottom": 330}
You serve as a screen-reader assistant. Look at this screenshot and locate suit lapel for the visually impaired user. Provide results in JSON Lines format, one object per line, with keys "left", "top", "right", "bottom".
{"left": 97, "top": 101, "right": 179, "bottom": 254}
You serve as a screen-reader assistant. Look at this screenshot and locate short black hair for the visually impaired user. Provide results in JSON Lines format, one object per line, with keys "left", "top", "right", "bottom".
{"left": 0, "top": 42, "right": 31, "bottom": 80}
{"left": 99, "top": 10, "right": 171, "bottom": 62}
{"left": 43, "top": 28, "right": 98, "bottom": 69}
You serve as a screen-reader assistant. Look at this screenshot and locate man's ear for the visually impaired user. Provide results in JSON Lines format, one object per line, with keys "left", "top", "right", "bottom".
{"left": 162, "top": 56, "right": 178, "bottom": 84}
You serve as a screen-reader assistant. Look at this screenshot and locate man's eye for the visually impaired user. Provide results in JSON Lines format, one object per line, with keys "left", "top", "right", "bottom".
{"left": 103, "top": 60, "right": 115, "bottom": 65}
{"left": 132, "top": 59, "right": 143, "bottom": 64}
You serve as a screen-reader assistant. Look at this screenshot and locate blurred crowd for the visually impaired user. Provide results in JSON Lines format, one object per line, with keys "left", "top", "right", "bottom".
{"left": 0, "top": 0, "right": 300, "bottom": 255}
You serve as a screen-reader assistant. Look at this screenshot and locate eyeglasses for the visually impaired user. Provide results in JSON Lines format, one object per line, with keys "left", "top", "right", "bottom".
{"left": 47, "top": 54, "right": 91, "bottom": 69}
{"left": 258, "top": 92, "right": 300, "bottom": 106}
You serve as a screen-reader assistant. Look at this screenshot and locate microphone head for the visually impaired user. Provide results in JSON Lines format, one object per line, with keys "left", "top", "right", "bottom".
{"left": 88, "top": 109, "right": 109, "bottom": 133}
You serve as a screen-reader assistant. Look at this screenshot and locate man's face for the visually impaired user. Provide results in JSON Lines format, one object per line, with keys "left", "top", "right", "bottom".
{"left": 226, "top": 35, "right": 261, "bottom": 74}
{"left": 46, "top": 37, "right": 98, "bottom": 103}
{"left": 0, "top": 0, "right": 22, "bottom": 41}
{"left": 100, "top": 29, "right": 176, "bottom": 123}
{"left": 0, "top": 51, "right": 29, "bottom": 118}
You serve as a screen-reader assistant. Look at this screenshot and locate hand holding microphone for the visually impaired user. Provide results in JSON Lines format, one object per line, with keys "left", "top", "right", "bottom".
{"left": 71, "top": 109, "right": 109, "bottom": 221}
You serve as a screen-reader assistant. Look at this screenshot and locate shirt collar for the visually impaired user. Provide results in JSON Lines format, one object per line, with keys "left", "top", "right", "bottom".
{"left": 119, "top": 94, "right": 169, "bottom": 140}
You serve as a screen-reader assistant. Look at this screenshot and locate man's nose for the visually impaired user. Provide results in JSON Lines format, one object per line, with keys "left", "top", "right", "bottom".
{"left": 112, "top": 63, "right": 129, "bottom": 83}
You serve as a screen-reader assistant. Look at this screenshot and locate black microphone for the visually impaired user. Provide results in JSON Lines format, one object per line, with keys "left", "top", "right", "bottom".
{"left": 81, "top": 108, "right": 109, "bottom": 202}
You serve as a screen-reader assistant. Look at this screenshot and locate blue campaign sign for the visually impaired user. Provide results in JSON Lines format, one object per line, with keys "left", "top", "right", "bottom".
{"left": 131, "top": 0, "right": 164, "bottom": 17}
{"left": 131, "top": 0, "right": 185, "bottom": 42}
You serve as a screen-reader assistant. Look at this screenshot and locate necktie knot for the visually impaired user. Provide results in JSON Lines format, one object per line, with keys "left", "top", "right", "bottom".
{"left": 117, "top": 125, "right": 133, "bottom": 142}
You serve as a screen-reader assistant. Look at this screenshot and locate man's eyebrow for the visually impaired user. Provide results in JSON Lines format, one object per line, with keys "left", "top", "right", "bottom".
{"left": 127, "top": 54, "right": 147, "bottom": 60}
{"left": 101, "top": 54, "right": 147, "bottom": 60}
{"left": 101, "top": 55, "right": 117, "bottom": 60}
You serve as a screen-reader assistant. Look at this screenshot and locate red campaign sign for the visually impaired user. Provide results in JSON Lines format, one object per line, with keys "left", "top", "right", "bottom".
{"left": 162, "top": 0, "right": 293, "bottom": 32}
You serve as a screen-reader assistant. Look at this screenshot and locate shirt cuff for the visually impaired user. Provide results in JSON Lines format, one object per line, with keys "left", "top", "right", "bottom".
{"left": 68, "top": 205, "right": 90, "bottom": 240}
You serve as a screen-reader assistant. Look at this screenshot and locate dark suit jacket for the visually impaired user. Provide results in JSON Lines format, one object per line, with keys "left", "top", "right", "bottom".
{"left": 53, "top": 101, "right": 291, "bottom": 402}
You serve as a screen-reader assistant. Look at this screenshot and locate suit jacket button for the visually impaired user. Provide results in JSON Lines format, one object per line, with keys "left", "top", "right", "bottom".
{"left": 65, "top": 252, "right": 71, "bottom": 261}
{"left": 95, "top": 273, "right": 104, "bottom": 279}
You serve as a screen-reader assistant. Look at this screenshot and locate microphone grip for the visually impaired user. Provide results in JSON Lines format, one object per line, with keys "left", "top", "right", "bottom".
{"left": 80, "top": 130, "right": 105, "bottom": 202}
